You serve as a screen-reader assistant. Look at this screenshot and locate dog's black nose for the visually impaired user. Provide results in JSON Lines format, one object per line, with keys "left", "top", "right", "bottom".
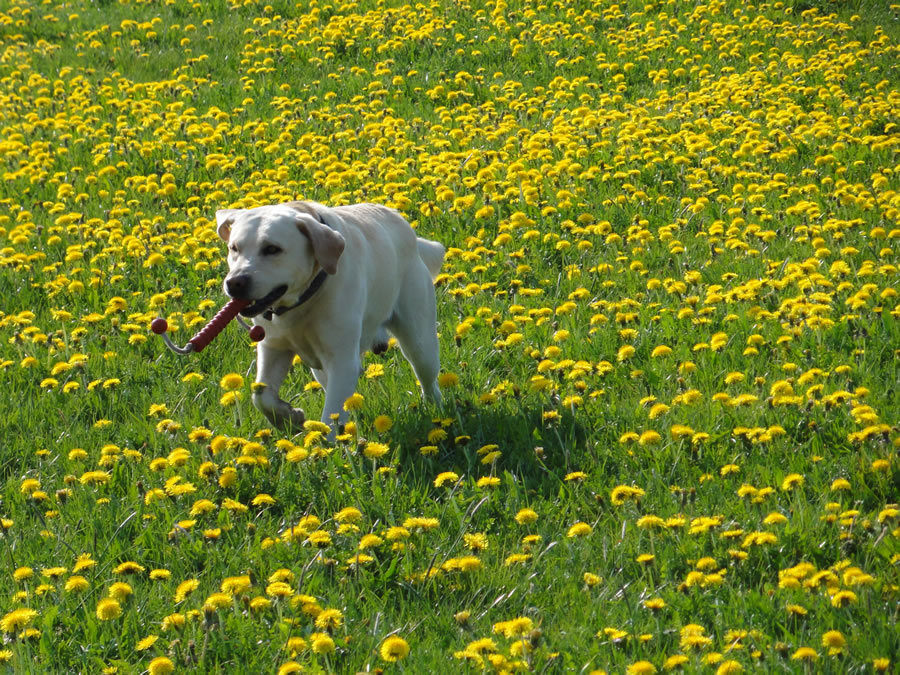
{"left": 225, "top": 274, "right": 251, "bottom": 298}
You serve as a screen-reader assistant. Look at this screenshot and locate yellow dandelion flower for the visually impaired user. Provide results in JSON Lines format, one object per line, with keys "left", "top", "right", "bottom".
{"left": 174, "top": 579, "right": 199, "bottom": 603}
{"left": 1, "top": 608, "right": 38, "bottom": 633}
{"left": 363, "top": 442, "right": 389, "bottom": 459}
{"left": 12, "top": 567, "right": 33, "bottom": 582}
{"left": 830, "top": 590, "right": 857, "bottom": 607}
{"left": 113, "top": 561, "right": 145, "bottom": 575}
{"left": 344, "top": 392, "right": 364, "bottom": 411}
{"left": 314, "top": 608, "right": 343, "bottom": 631}
{"left": 136, "top": 635, "right": 159, "bottom": 651}
{"left": 567, "top": 521, "right": 592, "bottom": 537}
{"left": 611, "top": 484, "right": 646, "bottom": 505}
{"left": 108, "top": 582, "right": 133, "bottom": 600}
{"left": 617, "top": 345, "right": 636, "bottom": 361}
{"left": 781, "top": 473, "right": 804, "bottom": 491}
{"left": 203, "top": 592, "right": 233, "bottom": 612}
{"left": 583, "top": 572, "right": 602, "bottom": 587}
{"left": 334, "top": 506, "right": 363, "bottom": 522}
{"left": 310, "top": 632, "right": 335, "bottom": 654}
{"left": 715, "top": 661, "right": 743, "bottom": 675}
{"left": 65, "top": 576, "right": 89, "bottom": 593}
{"left": 438, "top": 372, "right": 459, "bottom": 388}
{"left": 95, "top": 598, "right": 122, "bottom": 621}
{"left": 219, "top": 373, "right": 244, "bottom": 390}
{"left": 663, "top": 654, "right": 689, "bottom": 670}
{"left": 643, "top": 598, "right": 666, "bottom": 611}
{"left": 266, "top": 582, "right": 294, "bottom": 599}
{"left": 434, "top": 471, "right": 460, "bottom": 487}
{"left": 626, "top": 660, "right": 657, "bottom": 674}
{"left": 161, "top": 614, "right": 186, "bottom": 631}
{"left": 380, "top": 635, "right": 410, "bottom": 662}
{"left": 373, "top": 415, "right": 393, "bottom": 432}
{"left": 147, "top": 656, "right": 175, "bottom": 675}
{"left": 427, "top": 428, "right": 448, "bottom": 443}
{"left": 250, "top": 597, "right": 272, "bottom": 612}
{"left": 790, "top": 647, "right": 818, "bottom": 662}
{"left": 821, "top": 629, "right": 845, "bottom": 654}
{"left": 219, "top": 390, "right": 242, "bottom": 406}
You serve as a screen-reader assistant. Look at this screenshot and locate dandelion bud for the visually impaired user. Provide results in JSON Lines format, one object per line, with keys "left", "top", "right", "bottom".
{"left": 204, "top": 610, "right": 219, "bottom": 629}
{"left": 454, "top": 610, "right": 471, "bottom": 626}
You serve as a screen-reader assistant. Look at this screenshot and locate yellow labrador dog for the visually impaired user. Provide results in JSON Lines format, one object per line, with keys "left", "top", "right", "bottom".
{"left": 216, "top": 201, "right": 444, "bottom": 434}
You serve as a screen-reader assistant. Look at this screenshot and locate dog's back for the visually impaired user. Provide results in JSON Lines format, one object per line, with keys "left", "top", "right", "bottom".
{"left": 296, "top": 200, "right": 445, "bottom": 281}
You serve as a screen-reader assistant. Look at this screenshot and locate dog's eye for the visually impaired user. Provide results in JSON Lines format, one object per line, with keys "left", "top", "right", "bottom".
{"left": 229, "top": 244, "right": 238, "bottom": 253}
{"left": 261, "top": 245, "right": 283, "bottom": 256}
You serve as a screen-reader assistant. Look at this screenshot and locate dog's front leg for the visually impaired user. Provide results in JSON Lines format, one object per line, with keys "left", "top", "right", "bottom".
{"left": 319, "top": 356, "right": 361, "bottom": 435}
{"left": 252, "top": 343, "right": 306, "bottom": 431}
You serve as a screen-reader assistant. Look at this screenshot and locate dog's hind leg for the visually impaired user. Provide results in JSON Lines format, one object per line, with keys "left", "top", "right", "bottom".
{"left": 311, "top": 368, "right": 328, "bottom": 389}
{"left": 388, "top": 261, "right": 442, "bottom": 405}
{"left": 253, "top": 344, "right": 306, "bottom": 431}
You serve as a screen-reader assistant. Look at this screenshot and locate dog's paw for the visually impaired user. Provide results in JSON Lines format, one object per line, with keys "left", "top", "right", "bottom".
{"left": 373, "top": 324, "right": 390, "bottom": 355}
{"left": 264, "top": 404, "right": 306, "bottom": 431}
{"left": 278, "top": 407, "right": 306, "bottom": 430}
{"left": 288, "top": 407, "right": 306, "bottom": 427}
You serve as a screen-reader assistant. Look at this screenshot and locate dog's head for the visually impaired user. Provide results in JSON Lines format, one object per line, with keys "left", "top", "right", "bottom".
{"left": 216, "top": 204, "right": 345, "bottom": 318}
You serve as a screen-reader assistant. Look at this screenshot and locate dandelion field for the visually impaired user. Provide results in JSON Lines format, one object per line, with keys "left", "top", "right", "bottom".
{"left": 1, "top": 0, "right": 899, "bottom": 671}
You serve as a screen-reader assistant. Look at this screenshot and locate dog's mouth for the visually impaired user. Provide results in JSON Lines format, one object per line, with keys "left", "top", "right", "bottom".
{"left": 238, "top": 285, "right": 288, "bottom": 318}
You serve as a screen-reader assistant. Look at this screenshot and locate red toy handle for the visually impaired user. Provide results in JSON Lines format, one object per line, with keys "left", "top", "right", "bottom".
{"left": 188, "top": 298, "right": 248, "bottom": 352}
{"left": 151, "top": 298, "right": 260, "bottom": 355}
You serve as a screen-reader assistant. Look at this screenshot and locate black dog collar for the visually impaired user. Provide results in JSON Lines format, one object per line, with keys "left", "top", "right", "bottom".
{"left": 262, "top": 269, "right": 328, "bottom": 321}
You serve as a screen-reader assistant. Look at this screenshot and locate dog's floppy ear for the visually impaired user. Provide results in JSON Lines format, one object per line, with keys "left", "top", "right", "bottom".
{"left": 296, "top": 214, "right": 345, "bottom": 275}
{"left": 216, "top": 209, "right": 243, "bottom": 242}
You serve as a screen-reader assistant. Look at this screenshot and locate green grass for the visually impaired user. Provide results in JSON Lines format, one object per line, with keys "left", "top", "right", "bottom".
{"left": 1, "top": 0, "right": 899, "bottom": 672}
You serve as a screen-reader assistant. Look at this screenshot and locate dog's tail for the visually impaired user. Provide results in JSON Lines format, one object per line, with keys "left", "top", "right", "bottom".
{"left": 417, "top": 237, "right": 445, "bottom": 280}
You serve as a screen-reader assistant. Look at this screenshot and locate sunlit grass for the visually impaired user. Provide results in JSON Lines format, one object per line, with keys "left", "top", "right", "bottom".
{"left": 1, "top": 0, "right": 898, "bottom": 672}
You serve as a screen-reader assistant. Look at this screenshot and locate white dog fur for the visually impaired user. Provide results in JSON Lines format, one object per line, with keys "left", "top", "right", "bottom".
{"left": 216, "top": 201, "right": 444, "bottom": 434}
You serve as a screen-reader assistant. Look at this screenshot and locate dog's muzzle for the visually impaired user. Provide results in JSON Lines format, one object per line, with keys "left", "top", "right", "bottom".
{"left": 230, "top": 284, "right": 288, "bottom": 318}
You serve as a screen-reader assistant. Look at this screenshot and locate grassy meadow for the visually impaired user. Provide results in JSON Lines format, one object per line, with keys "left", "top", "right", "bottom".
{"left": 1, "top": 0, "right": 899, "bottom": 672}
